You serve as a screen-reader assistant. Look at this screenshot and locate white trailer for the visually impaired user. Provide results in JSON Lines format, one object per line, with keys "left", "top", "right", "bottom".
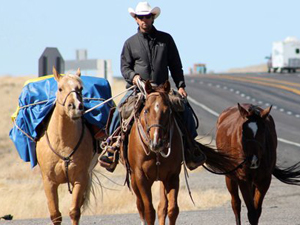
{"left": 268, "top": 37, "right": 300, "bottom": 73}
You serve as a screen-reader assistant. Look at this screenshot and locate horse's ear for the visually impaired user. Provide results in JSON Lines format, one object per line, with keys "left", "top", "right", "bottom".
{"left": 238, "top": 103, "right": 249, "bottom": 119}
{"left": 163, "top": 81, "right": 171, "bottom": 93}
{"left": 261, "top": 105, "right": 272, "bottom": 119}
{"left": 76, "top": 68, "right": 81, "bottom": 77}
{"left": 53, "top": 67, "right": 61, "bottom": 81}
{"left": 145, "top": 80, "right": 153, "bottom": 94}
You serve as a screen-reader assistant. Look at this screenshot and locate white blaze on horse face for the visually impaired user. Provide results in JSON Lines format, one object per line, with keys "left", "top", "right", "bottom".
{"left": 153, "top": 129, "right": 159, "bottom": 148}
{"left": 154, "top": 101, "right": 160, "bottom": 114}
{"left": 248, "top": 122, "right": 258, "bottom": 138}
{"left": 250, "top": 155, "right": 259, "bottom": 169}
{"left": 71, "top": 91, "right": 82, "bottom": 110}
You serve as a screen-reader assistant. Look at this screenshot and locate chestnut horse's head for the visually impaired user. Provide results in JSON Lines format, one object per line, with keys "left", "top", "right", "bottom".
{"left": 53, "top": 67, "right": 84, "bottom": 120}
{"left": 238, "top": 103, "right": 273, "bottom": 169}
{"left": 141, "top": 80, "right": 171, "bottom": 152}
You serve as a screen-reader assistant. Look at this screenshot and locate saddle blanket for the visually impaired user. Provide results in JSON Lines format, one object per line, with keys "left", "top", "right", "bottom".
{"left": 9, "top": 75, "right": 114, "bottom": 168}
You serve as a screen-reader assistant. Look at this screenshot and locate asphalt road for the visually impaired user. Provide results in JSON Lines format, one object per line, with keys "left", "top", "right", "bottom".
{"left": 4, "top": 72, "right": 300, "bottom": 224}
{"left": 186, "top": 72, "right": 300, "bottom": 166}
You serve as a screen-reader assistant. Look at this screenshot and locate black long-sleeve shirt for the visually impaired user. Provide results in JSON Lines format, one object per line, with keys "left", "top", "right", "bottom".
{"left": 120, "top": 26, "right": 185, "bottom": 89}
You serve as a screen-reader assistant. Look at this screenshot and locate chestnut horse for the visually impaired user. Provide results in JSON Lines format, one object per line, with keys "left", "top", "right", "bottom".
{"left": 127, "top": 80, "right": 237, "bottom": 225}
{"left": 216, "top": 103, "right": 300, "bottom": 225}
{"left": 36, "top": 68, "right": 97, "bottom": 225}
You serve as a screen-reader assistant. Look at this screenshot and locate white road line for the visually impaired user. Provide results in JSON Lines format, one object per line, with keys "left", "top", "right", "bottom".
{"left": 278, "top": 138, "right": 300, "bottom": 147}
{"left": 188, "top": 96, "right": 300, "bottom": 147}
{"left": 188, "top": 96, "right": 219, "bottom": 117}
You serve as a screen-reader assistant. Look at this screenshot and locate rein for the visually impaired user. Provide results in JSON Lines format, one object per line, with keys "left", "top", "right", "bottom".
{"left": 45, "top": 119, "right": 85, "bottom": 194}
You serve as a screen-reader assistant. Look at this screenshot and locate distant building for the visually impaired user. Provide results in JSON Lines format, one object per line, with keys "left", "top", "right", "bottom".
{"left": 38, "top": 47, "right": 65, "bottom": 77}
{"left": 65, "top": 49, "right": 113, "bottom": 84}
{"left": 192, "top": 63, "right": 206, "bottom": 74}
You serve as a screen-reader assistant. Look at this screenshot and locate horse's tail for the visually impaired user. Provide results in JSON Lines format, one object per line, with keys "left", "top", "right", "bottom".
{"left": 82, "top": 155, "right": 101, "bottom": 212}
{"left": 197, "top": 142, "right": 239, "bottom": 174}
{"left": 273, "top": 162, "right": 300, "bottom": 185}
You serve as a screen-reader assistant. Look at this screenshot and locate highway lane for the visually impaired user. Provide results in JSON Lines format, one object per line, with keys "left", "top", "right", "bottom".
{"left": 185, "top": 72, "right": 300, "bottom": 166}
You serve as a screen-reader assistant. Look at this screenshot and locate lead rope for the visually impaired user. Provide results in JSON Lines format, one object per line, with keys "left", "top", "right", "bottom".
{"left": 173, "top": 118, "right": 195, "bottom": 205}
{"left": 84, "top": 86, "right": 135, "bottom": 114}
{"left": 45, "top": 119, "right": 85, "bottom": 194}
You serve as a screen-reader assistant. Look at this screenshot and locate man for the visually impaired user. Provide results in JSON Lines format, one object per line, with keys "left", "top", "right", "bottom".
{"left": 99, "top": 2, "right": 206, "bottom": 171}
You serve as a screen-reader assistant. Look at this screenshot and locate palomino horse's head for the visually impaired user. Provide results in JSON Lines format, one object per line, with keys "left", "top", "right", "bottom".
{"left": 141, "top": 80, "right": 172, "bottom": 152}
{"left": 53, "top": 67, "right": 84, "bottom": 120}
{"left": 238, "top": 103, "right": 272, "bottom": 169}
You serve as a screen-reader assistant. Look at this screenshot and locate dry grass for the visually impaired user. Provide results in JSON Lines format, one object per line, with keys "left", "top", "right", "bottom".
{"left": 0, "top": 76, "right": 229, "bottom": 220}
{"left": 227, "top": 63, "right": 268, "bottom": 73}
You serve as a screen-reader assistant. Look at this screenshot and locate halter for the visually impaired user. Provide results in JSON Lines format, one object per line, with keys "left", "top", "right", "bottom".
{"left": 242, "top": 118, "right": 267, "bottom": 169}
{"left": 56, "top": 90, "right": 82, "bottom": 107}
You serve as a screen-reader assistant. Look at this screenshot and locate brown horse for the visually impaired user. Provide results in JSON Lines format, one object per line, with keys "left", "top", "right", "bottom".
{"left": 126, "top": 80, "right": 238, "bottom": 225}
{"left": 216, "top": 103, "right": 300, "bottom": 225}
{"left": 36, "top": 68, "right": 97, "bottom": 225}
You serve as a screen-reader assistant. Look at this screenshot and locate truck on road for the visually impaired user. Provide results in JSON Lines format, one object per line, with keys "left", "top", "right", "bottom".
{"left": 267, "top": 37, "right": 300, "bottom": 73}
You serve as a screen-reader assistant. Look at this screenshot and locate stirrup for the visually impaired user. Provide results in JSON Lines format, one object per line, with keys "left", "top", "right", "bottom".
{"left": 98, "top": 155, "right": 118, "bottom": 172}
{"left": 98, "top": 146, "right": 119, "bottom": 172}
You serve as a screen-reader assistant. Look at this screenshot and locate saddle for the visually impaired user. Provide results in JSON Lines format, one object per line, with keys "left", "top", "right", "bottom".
{"left": 99, "top": 88, "right": 193, "bottom": 176}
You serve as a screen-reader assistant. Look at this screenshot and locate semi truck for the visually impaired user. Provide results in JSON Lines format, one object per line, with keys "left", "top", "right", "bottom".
{"left": 267, "top": 37, "right": 300, "bottom": 73}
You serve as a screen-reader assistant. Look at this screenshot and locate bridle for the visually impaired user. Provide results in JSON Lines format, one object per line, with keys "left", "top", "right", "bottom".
{"left": 56, "top": 90, "right": 82, "bottom": 107}
{"left": 46, "top": 88, "right": 85, "bottom": 194}
{"left": 135, "top": 92, "right": 174, "bottom": 158}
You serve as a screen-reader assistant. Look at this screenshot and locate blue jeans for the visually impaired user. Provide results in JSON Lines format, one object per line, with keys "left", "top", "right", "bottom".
{"left": 108, "top": 90, "right": 197, "bottom": 138}
{"left": 108, "top": 90, "right": 134, "bottom": 136}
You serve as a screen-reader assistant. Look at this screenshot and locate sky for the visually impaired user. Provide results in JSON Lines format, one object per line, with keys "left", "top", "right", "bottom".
{"left": 1, "top": 0, "right": 300, "bottom": 77}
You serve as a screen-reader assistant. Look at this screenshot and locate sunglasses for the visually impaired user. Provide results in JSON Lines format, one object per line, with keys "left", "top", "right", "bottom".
{"left": 136, "top": 14, "right": 153, "bottom": 20}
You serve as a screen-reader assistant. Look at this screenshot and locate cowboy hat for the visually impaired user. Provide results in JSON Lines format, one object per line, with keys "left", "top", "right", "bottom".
{"left": 128, "top": 2, "right": 161, "bottom": 19}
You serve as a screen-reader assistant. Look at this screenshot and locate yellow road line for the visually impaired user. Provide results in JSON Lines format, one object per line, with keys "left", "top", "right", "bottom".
{"left": 204, "top": 75, "right": 300, "bottom": 96}
{"left": 238, "top": 75, "right": 300, "bottom": 88}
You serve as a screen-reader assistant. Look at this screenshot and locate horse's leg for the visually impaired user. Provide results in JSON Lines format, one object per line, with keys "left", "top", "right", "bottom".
{"left": 131, "top": 173, "right": 146, "bottom": 224}
{"left": 157, "top": 182, "right": 167, "bottom": 225}
{"left": 253, "top": 175, "right": 271, "bottom": 223}
{"left": 132, "top": 171, "right": 155, "bottom": 225}
{"left": 225, "top": 176, "right": 241, "bottom": 225}
{"left": 69, "top": 177, "right": 89, "bottom": 225}
{"left": 164, "top": 175, "right": 179, "bottom": 225}
{"left": 238, "top": 181, "right": 257, "bottom": 225}
{"left": 42, "top": 179, "right": 62, "bottom": 225}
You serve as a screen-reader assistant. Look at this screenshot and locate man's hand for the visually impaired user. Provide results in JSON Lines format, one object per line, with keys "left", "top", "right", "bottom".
{"left": 178, "top": 87, "right": 187, "bottom": 98}
{"left": 133, "top": 74, "right": 141, "bottom": 85}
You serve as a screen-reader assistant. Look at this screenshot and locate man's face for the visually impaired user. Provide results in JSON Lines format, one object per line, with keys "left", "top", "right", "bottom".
{"left": 135, "top": 14, "right": 154, "bottom": 33}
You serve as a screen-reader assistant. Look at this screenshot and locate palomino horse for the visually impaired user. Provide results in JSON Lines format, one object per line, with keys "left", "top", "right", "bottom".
{"left": 216, "top": 103, "right": 300, "bottom": 225}
{"left": 36, "top": 68, "right": 97, "bottom": 225}
{"left": 127, "top": 80, "right": 237, "bottom": 225}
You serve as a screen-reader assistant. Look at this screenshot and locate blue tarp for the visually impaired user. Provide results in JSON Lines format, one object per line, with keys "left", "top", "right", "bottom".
{"left": 9, "top": 75, "right": 114, "bottom": 168}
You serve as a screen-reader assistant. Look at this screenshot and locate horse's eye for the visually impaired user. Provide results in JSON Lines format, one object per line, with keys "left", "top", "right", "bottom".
{"left": 144, "top": 109, "right": 148, "bottom": 114}
{"left": 58, "top": 88, "right": 62, "bottom": 92}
